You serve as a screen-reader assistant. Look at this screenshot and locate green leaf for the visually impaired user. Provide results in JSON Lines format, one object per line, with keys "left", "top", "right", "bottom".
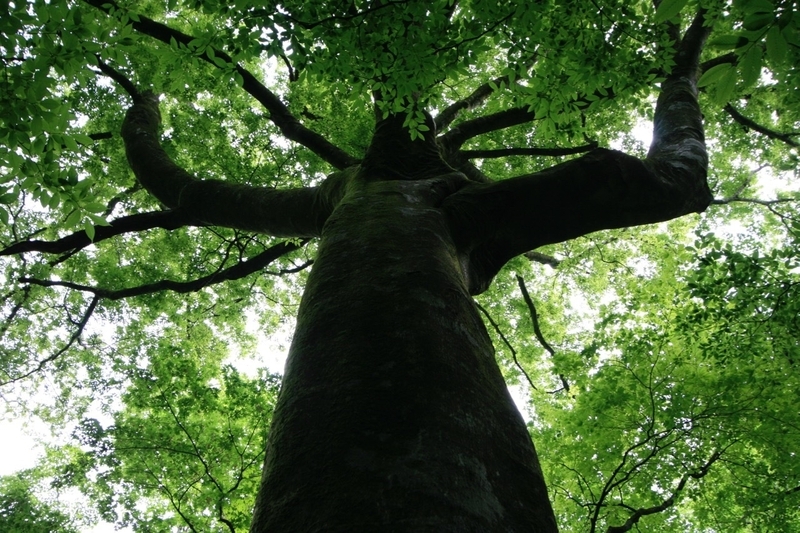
{"left": 73, "top": 134, "right": 96, "bottom": 146}
{"left": 655, "top": 0, "right": 689, "bottom": 22}
{"left": 741, "top": 0, "right": 776, "bottom": 14}
{"left": 83, "top": 219, "right": 95, "bottom": 241}
{"left": 0, "top": 192, "right": 17, "bottom": 204}
{"left": 63, "top": 135, "right": 79, "bottom": 152}
{"left": 698, "top": 63, "right": 733, "bottom": 87}
{"left": 714, "top": 68, "right": 738, "bottom": 105}
{"left": 88, "top": 213, "right": 110, "bottom": 226}
{"left": 766, "top": 25, "right": 788, "bottom": 64}
{"left": 65, "top": 209, "right": 82, "bottom": 227}
{"left": 739, "top": 46, "right": 763, "bottom": 87}
{"left": 743, "top": 12, "right": 774, "bottom": 30}
{"left": 83, "top": 202, "right": 106, "bottom": 213}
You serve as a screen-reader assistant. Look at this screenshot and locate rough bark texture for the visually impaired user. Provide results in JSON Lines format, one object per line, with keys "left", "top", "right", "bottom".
{"left": 249, "top": 171, "right": 558, "bottom": 532}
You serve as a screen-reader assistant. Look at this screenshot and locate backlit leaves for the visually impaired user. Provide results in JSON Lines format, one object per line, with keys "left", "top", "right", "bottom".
{"left": 654, "top": 0, "right": 690, "bottom": 22}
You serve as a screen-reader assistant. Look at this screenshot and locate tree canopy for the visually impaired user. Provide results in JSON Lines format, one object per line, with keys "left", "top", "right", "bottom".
{"left": 1, "top": 0, "right": 799, "bottom": 531}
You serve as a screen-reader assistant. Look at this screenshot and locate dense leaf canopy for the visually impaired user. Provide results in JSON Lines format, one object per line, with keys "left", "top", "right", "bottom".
{"left": 1, "top": 0, "right": 798, "bottom": 531}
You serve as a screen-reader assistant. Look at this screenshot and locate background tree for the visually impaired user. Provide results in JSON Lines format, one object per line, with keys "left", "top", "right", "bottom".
{"left": 0, "top": 472, "right": 80, "bottom": 533}
{"left": 1, "top": 0, "right": 798, "bottom": 531}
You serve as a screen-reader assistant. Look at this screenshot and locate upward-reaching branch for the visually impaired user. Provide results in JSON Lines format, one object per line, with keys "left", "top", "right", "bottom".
{"left": 442, "top": 11, "right": 712, "bottom": 294}
{"left": 121, "top": 97, "right": 351, "bottom": 237}
{"left": 82, "top": 0, "right": 358, "bottom": 170}
{"left": 435, "top": 75, "right": 509, "bottom": 132}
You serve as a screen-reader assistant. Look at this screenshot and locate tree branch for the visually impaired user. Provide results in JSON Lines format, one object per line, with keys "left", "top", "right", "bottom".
{"left": 516, "top": 275, "right": 569, "bottom": 393}
{"left": 435, "top": 75, "right": 509, "bottom": 132}
{"left": 1, "top": 210, "right": 198, "bottom": 256}
{"left": 476, "top": 302, "right": 538, "bottom": 392}
{"left": 525, "top": 251, "right": 561, "bottom": 268}
{"left": 461, "top": 142, "right": 598, "bottom": 159}
{"left": 700, "top": 52, "right": 736, "bottom": 73}
{"left": 82, "top": 0, "right": 358, "bottom": 169}
{"left": 93, "top": 56, "right": 140, "bottom": 100}
{"left": 440, "top": 106, "right": 537, "bottom": 150}
{"left": 605, "top": 449, "right": 723, "bottom": 533}
{"left": 0, "top": 296, "right": 99, "bottom": 386}
{"left": 19, "top": 240, "right": 304, "bottom": 301}
{"left": 442, "top": 13, "right": 712, "bottom": 294}
{"left": 121, "top": 97, "right": 351, "bottom": 237}
{"left": 724, "top": 104, "right": 799, "bottom": 147}
{"left": 711, "top": 196, "right": 797, "bottom": 206}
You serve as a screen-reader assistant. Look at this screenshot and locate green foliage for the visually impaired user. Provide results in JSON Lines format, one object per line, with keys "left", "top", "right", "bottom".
{"left": 1, "top": 0, "right": 798, "bottom": 531}
{"left": 702, "top": 0, "right": 800, "bottom": 105}
{"left": 0, "top": 474, "right": 79, "bottom": 533}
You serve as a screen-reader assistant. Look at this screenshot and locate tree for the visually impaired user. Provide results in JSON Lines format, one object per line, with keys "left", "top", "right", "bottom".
{"left": 0, "top": 473, "right": 79, "bottom": 533}
{"left": 1, "top": 0, "right": 798, "bottom": 531}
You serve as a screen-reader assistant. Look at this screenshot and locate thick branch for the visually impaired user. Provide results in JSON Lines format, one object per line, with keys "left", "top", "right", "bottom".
{"left": 443, "top": 13, "right": 712, "bottom": 294}
{"left": 94, "top": 56, "right": 139, "bottom": 100}
{"left": 440, "top": 106, "right": 537, "bottom": 150}
{"left": 700, "top": 52, "right": 736, "bottom": 73}
{"left": 82, "top": 0, "right": 357, "bottom": 169}
{"left": 524, "top": 251, "right": 561, "bottom": 268}
{"left": 724, "top": 104, "right": 799, "bottom": 147}
{"left": 711, "top": 196, "right": 796, "bottom": 206}
{"left": 20, "top": 241, "right": 305, "bottom": 301}
{"left": 121, "top": 98, "right": 351, "bottom": 236}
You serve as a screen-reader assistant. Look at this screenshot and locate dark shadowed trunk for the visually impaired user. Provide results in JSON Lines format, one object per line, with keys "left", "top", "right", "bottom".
{"left": 248, "top": 129, "right": 558, "bottom": 531}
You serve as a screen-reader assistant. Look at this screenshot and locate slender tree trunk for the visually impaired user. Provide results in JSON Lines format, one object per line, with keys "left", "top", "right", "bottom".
{"left": 249, "top": 172, "right": 558, "bottom": 532}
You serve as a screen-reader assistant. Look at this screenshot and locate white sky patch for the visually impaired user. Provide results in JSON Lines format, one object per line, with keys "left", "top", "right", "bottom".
{"left": 507, "top": 383, "right": 534, "bottom": 423}
{"left": 0, "top": 417, "right": 43, "bottom": 475}
{"left": 226, "top": 309, "right": 295, "bottom": 377}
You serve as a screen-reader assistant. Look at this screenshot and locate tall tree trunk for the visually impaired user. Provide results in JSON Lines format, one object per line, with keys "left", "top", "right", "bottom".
{"left": 249, "top": 171, "right": 558, "bottom": 532}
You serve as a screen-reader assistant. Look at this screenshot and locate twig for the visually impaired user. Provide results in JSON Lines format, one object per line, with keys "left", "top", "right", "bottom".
{"left": 515, "top": 275, "right": 570, "bottom": 393}
{"left": 0, "top": 296, "right": 99, "bottom": 385}
{"left": 476, "top": 302, "right": 538, "bottom": 391}
{"left": 605, "top": 449, "right": 723, "bottom": 533}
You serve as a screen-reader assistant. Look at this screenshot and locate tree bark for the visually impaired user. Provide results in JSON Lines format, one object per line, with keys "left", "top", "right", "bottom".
{"left": 249, "top": 172, "right": 558, "bottom": 532}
